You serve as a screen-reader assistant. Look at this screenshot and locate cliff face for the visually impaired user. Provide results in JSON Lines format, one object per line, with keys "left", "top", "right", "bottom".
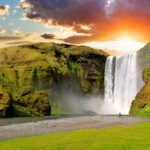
{"left": 130, "top": 43, "right": 150, "bottom": 116}
{"left": 0, "top": 42, "right": 108, "bottom": 117}
{"left": 137, "top": 42, "right": 150, "bottom": 68}
{"left": 130, "top": 67, "right": 150, "bottom": 116}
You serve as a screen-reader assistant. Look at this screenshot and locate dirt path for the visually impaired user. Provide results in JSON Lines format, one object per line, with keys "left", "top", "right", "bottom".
{"left": 0, "top": 115, "right": 150, "bottom": 141}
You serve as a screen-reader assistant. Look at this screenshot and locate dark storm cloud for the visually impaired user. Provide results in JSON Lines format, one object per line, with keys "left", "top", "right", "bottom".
{"left": 41, "top": 33, "right": 55, "bottom": 39}
{"left": 19, "top": 0, "right": 150, "bottom": 43}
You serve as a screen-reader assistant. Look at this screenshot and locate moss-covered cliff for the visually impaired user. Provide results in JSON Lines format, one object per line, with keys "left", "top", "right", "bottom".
{"left": 0, "top": 42, "right": 108, "bottom": 117}
{"left": 130, "top": 43, "right": 150, "bottom": 116}
{"left": 130, "top": 66, "right": 150, "bottom": 116}
{"left": 137, "top": 42, "right": 150, "bottom": 68}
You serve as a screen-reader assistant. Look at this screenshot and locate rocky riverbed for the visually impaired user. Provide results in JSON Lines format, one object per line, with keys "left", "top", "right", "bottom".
{"left": 0, "top": 115, "right": 150, "bottom": 141}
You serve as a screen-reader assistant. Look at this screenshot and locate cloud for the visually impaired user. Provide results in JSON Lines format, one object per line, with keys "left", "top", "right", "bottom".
{"left": 0, "top": 30, "right": 5, "bottom": 34}
{"left": 0, "top": 26, "right": 5, "bottom": 34}
{"left": 41, "top": 33, "right": 55, "bottom": 39}
{"left": 0, "top": 29, "right": 60, "bottom": 48}
{"left": 0, "top": 30, "right": 30, "bottom": 41}
{"left": 0, "top": 17, "right": 6, "bottom": 20}
{"left": 0, "top": 5, "right": 10, "bottom": 15}
{"left": 0, "top": 36, "right": 22, "bottom": 41}
{"left": 18, "top": 0, "right": 150, "bottom": 43}
{"left": 12, "top": 29, "right": 38, "bottom": 38}
{"left": 0, "top": 30, "right": 38, "bottom": 44}
{"left": 7, "top": 41, "right": 31, "bottom": 45}
{"left": 13, "top": 10, "right": 17, "bottom": 15}
{"left": 9, "top": 23, "right": 15, "bottom": 26}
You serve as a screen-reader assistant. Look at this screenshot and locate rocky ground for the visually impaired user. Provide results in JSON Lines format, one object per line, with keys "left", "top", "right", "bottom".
{"left": 0, "top": 115, "right": 150, "bottom": 141}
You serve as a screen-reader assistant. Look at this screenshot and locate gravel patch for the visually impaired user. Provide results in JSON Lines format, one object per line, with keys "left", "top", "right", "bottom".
{"left": 0, "top": 115, "right": 150, "bottom": 141}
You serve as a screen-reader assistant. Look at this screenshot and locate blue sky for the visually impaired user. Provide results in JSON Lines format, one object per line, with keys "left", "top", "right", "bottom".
{"left": 0, "top": 0, "right": 57, "bottom": 34}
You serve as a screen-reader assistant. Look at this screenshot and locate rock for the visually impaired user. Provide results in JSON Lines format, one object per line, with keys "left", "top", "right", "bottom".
{"left": 0, "top": 85, "right": 12, "bottom": 118}
{"left": 32, "top": 90, "right": 51, "bottom": 116}
{"left": 13, "top": 86, "right": 51, "bottom": 117}
{"left": 83, "top": 110, "right": 97, "bottom": 115}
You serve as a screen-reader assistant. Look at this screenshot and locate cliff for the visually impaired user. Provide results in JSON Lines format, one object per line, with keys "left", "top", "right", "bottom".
{"left": 0, "top": 42, "right": 108, "bottom": 117}
{"left": 130, "top": 43, "right": 150, "bottom": 116}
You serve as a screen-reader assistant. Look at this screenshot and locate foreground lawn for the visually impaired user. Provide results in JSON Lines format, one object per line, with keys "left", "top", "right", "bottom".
{"left": 0, "top": 123, "right": 150, "bottom": 150}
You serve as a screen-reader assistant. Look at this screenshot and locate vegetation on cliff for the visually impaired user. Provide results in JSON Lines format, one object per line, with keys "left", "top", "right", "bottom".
{"left": 130, "top": 43, "right": 150, "bottom": 117}
{"left": 0, "top": 85, "right": 12, "bottom": 117}
{"left": 137, "top": 42, "right": 150, "bottom": 67}
{"left": 0, "top": 42, "right": 108, "bottom": 117}
{"left": 130, "top": 66, "right": 150, "bottom": 117}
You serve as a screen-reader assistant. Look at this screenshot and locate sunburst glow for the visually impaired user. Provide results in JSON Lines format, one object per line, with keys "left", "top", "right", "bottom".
{"left": 117, "top": 36, "right": 136, "bottom": 42}
{"left": 85, "top": 36, "right": 146, "bottom": 55}
{"left": 114, "top": 36, "right": 145, "bottom": 54}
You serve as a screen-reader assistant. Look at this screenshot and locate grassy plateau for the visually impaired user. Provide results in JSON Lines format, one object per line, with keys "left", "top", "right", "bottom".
{"left": 0, "top": 122, "right": 150, "bottom": 150}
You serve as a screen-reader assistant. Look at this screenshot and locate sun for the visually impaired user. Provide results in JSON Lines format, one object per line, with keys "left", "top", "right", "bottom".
{"left": 112, "top": 35, "right": 146, "bottom": 54}
{"left": 116, "top": 36, "right": 138, "bottom": 44}
{"left": 116, "top": 36, "right": 139, "bottom": 51}
{"left": 117, "top": 36, "right": 137, "bottom": 43}
{"left": 85, "top": 35, "right": 145, "bottom": 55}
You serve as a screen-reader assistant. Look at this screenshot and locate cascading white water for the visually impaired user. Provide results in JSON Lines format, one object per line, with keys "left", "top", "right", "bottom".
{"left": 103, "top": 54, "right": 138, "bottom": 114}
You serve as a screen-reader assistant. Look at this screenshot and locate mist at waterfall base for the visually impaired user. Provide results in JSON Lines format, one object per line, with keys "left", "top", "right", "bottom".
{"left": 50, "top": 54, "right": 144, "bottom": 115}
{"left": 50, "top": 79, "right": 104, "bottom": 115}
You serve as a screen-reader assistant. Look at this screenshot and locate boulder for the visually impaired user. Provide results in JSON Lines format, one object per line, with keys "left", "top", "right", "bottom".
{"left": 13, "top": 86, "right": 51, "bottom": 117}
{"left": 0, "top": 85, "right": 12, "bottom": 117}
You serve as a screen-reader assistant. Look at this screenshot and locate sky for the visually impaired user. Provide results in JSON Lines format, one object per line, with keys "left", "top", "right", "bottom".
{"left": 0, "top": 0, "right": 149, "bottom": 54}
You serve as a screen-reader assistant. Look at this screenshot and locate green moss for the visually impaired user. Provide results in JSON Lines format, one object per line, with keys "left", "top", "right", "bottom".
{"left": 68, "top": 62, "right": 82, "bottom": 78}
{"left": 138, "top": 42, "right": 150, "bottom": 66}
{"left": 0, "top": 85, "right": 12, "bottom": 117}
{"left": 80, "top": 80, "right": 91, "bottom": 93}
{"left": 61, "top": 45, "right": 108, "bottom": 58}
{"left": 11, "top": 86, "right": 51, "bottom": 117}
{"left": 142, "top": 67, "right": 150, "bottom": 83}
{"left": 131, "top": 104, "right": 150, "bottom": 118}
{"left": 13, "top": 104, "right": 35, "bottom": 117}
{"left": 130, "top": 65, "right": 150, "bottom": 117}
{"left": 50, "top": 102, "right": 71, "bottom": 115}
{"left": 51, "top": 106, "right": 65, "bottom": 115}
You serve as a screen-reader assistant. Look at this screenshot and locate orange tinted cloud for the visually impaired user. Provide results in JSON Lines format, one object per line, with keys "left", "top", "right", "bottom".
{"left": 19, "top": 0, "right": 150, "bottom": 43}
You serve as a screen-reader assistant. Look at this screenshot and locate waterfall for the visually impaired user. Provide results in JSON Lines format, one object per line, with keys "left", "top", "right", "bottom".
{"left": 103, "top": 54, "right": 138, "bottom": 114}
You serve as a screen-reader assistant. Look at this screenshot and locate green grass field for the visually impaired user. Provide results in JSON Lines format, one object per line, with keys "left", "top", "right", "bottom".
{"left": 0, "top": 122, "right": 150, "bottom": 150}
